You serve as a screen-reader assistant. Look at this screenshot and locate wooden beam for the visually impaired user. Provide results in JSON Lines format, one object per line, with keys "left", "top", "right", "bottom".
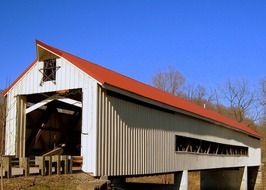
{"left": 57, "top": 98, "right": 82, "bottom": 108}
{"left": 25, "top": 97, "right": 54, "bottom": 114}
{"left": 26, "top": 95, "right": 82, "bottom": 114}
{"left": 16, "top": 96, "right": 27, "bottom": 158}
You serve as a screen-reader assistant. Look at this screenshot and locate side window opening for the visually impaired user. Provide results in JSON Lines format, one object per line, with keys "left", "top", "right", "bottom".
{"left": 175, "top": 135, "right": 248, "bottom": 156}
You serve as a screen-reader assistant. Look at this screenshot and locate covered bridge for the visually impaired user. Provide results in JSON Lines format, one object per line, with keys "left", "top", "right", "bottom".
{"left": 3, "top": 41, "right": 261, "bottom": 189}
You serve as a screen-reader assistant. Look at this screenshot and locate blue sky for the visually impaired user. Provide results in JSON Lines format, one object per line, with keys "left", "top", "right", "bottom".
{"left": 0, "top": 0, "right": 266, "bottom": 90}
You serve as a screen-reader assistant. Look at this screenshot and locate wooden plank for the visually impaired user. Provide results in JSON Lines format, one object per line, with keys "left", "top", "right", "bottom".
{"left": 45, "top": 156, "right": 52, "bottom": 176}
{"left": 57, "top": 98, "right": 82, "bottom": 108}
{"left": 20, "top": 157, "right": 29, "bottom": 176}
{"left": 25, "top": 98, "right": 54, "bottom": 114}
{"left": 52, "top": 155, "right": 61, "bottom": 175}
{"left": 3, "top": 156, "right": 11, "bottom": 178}
{"left": 35, "top": 156, "right": 45, "bottom": 176}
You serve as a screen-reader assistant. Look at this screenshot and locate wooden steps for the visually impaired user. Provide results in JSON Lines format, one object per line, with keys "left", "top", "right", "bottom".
{"left": 72, "top": 156, "right": 83, "bottom": 171}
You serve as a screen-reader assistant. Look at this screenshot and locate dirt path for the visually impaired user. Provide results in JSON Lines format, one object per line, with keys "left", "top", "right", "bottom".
{"left": 2, "top": 172, "right": 107, "bottom": 190}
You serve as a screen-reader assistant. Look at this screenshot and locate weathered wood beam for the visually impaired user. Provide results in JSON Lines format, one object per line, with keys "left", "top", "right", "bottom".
{"left": 57, "top": 98, "right": 82, "bottom": 108}
{"left": 26, "top": 95, "right": 82, "bottom": 114}
{"left": 26, "top": 97, "right": 54, "bottom": 114}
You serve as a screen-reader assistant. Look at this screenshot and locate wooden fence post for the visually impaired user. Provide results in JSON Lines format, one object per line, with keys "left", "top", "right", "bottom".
{"left": 20, "top": 157, "right": 29, "bottom": 176}
{"left": 3, "top": 156, "right": 11, "bottom": 178}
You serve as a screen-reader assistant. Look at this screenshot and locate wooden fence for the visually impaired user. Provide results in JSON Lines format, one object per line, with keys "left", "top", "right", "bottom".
{"left": 0, "top": 155, "right": 82, "bottom": 178}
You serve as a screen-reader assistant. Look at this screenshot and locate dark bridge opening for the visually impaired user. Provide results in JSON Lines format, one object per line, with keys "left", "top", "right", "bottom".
{"left": 25, "top": 89, "right": 82, "bottom": 157}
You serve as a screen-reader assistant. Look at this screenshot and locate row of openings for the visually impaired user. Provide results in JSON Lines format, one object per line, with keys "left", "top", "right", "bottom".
{"left": 175, "top": 135, "right": 248, "bottom": 156}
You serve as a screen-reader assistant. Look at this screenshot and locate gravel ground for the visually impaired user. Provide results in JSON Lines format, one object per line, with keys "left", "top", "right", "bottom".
{"left": 2, "top": 172, "right": 107, "bottom": 190}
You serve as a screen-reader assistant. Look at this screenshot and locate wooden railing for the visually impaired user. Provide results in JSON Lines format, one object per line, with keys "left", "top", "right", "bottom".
{"left": 0, "top": 155, "right": 83, "bottom": 178}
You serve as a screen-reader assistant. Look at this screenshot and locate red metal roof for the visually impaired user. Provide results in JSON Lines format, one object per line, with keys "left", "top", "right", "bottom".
{"left": 4, "top": 40, "right": 260, "bottom": 138}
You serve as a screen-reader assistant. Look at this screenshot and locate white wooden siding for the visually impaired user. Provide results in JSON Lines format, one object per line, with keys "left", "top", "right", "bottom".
{"left": 96, "top": 87, "right": 261, "bottom": 176}
{"left": 5, "top": 58, "right": 98, "bottom": 174}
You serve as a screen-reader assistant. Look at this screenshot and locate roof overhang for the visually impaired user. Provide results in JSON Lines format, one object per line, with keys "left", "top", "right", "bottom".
{"left": 37, "top": 44, "right": 60, "bottom": 61}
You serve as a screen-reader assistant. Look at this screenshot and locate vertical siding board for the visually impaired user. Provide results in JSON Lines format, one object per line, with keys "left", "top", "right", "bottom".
{"left": 121, "top": 113, "right": 124, "bottom": 175}
{"left": 109, "top": 101, "right": 113, "bottom": 175}
{"left": 162, "top": 129, "right": 165, "bottom": 172}
{"left": 104, "top": 92, "right": 108, "bottom": 175}
{"left": 135, "top": 126, "right": 138, "bottom": 174}
{"left": 115, "top": 108, "right": 118, "bottom": 175}
{"left": 155, "top": 129, "right": 158, "bottom": 173}
{"left": 119, "top": 111, "right": 122, "bottom": 175}
{"left": 151, "top": 128, "right": 153, "bottom": 174}
{"left": 154, "top": 128, "right": 156, "bottom": 173}
{"left": 137, "top": 126, "right": 140, "bottom": 174}
{"left": 156, "top": 129, "right": 159, "bottom": 173}
{"left": 134, "top": 126, "right": 137, "bottom": 174}
{"left": 143, "top": 128, "right": 145, "bottom": 173}
{"left": 167, "top": 131, "right": 170, "bottom": 172}
{"left": 149, "top": 128, "right": 152, "bottom": 174}
{"left": 141, "top": 127, "right": 143, "bottom": 174}
{"left": 130, "top": 126, "right": 133, "bottom": 175}
{"left": 140, "top": 127, "right": 143, "bottom": 174}
{"left": 138, "top": 127, "right": 141, "bottom": 174}
{"left": 106, "top": 95, "right": 110, "bottom": 175}
{"left": 101, "top": 89, "right": 105, "bottom": 175}
{"left": 142, "top": 128, "right": 145, "bottom": 174}
{"left": 97, "top": 86, "right": 101, "bottom": 175}
{"left": 162, "top": 129, "right": 165, "bottom": 173}
{"left": 160, "top": 130, "right": 163, "bottom": 172}
{"left": 113, "top": 108, "right": 117, "bottom": 175}
{"left": 136, "top": 126, "right": 138, "bottom": 174}
{"left": 118, "top": 115, "right": 121, "bottom": 175}
{"left": 113, "top": 104, "right": 115, "bottom": 175}
{"left": 123, "top": 120, "right": 127, "bottom": 175}
{"left": 131, "top": 126, "right": 134, "bottom": 175}
{"left": 117, "top": 112, "right": 121, "bottom": 175}
{"left": 149, "top": 129, "right": 152, "bottom": 174}
{"left": 164, "top": 130, "right": 166, "bottom": 172}
{"left": 96, "top": 87, "right": 99, "bottom": 175}
{"left": 145, "top": 129, "right": 148, "bottom": 174}
{"left": 146, "top": 111, "right": 149, "bottom": 174}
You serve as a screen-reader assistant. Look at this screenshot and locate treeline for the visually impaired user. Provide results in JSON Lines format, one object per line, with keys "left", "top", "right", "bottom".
{"left": 152, "top": 66, "right": 266, "bottom": 131}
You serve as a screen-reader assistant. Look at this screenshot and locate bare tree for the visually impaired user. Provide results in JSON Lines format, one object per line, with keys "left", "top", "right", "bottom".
{"left": 258, "top": 79, "right": 266, "bottom": 125}
{"left": 184, "top": 84, "right": 215, "bottom": 106}
{"left": 0, "top": 91, "right": 5, "bottom": 190}
{"left": 152, "top": 67, "right": 216, "bottom": 108}
{"left": 261, "top": 79, "right": 266, "bottom": 107}
{"left": 152, "top": 67, "right": 261, "bottom": 126}
{"left": 221, "top": 79, "right": 259, "bottom": 123}
{"left": 152, "top": 66, "right": 185, "bottom": 96}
